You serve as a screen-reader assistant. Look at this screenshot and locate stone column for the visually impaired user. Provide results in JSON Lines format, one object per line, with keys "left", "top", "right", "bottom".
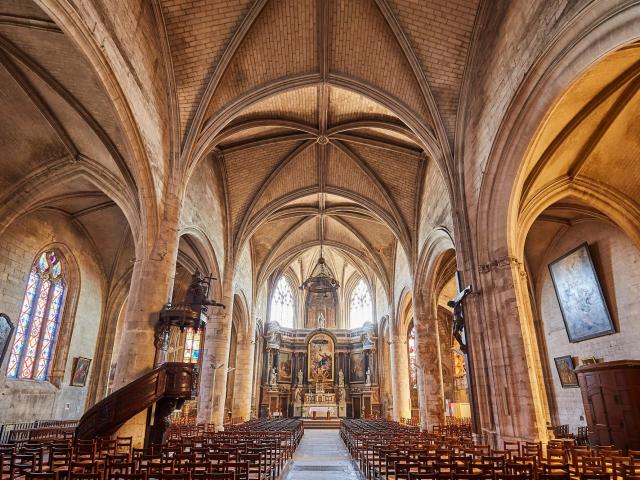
{"left": 196, "top": 311, "right": 226, "bottom": 426}
{"left": 232, "top": 319, "right": 257, "bottom": 421}
{"left": 389, "top": 328, "right": 411, "bottom": 421}
{"left": 197, "top": 269, "right": 235, "bottom": 429}
{"left": 112, "top": 191, "right": 182, "bottom": 445}
{"left": 414, "top": 310, "right": 445, "bottom": 431}
{"left": 468, "top": 257, "right": 550, "bottom": 444}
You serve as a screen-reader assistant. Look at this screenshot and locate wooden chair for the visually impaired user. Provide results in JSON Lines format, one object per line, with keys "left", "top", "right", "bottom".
{"left": 68, "top": 473, "right": 102, "bottom": 480}
{"left": 26, "top": 473, "right": 59, "bottom": 480}
{"left": 107, "top": 473, "right": 147, "bottom": 480}
{"left": 12, "top": 452, "right": 38, "bottom": 478}
{"left": 580, "top": 474, "right": 611, "bottom": 480}
{"left": 539, "top": 474, "right": 570, "bottom": 480}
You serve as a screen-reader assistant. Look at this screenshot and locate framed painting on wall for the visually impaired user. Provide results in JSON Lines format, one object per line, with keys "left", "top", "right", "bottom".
{"left": 554, "top": 355, "right": 579, "bottom": 388}
{"left": 0, "top": 314, "right": 14, "bottom": 368}
{"left": 350, "top": 351, "right": 366, "bottom": 383}
{"left": 308, "top": 332, "right": 334, "bottom": 382}
{"left": 548, "top": 243, "right": 615, "bottom": 343}
{"left": 70, "top": 357, "right": 91, "bottom": 386}
{"left": 278, "top": 352, "right": 292, "bottom": 383}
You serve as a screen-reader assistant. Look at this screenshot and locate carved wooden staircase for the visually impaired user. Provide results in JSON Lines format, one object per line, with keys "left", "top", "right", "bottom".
{"left": 76, "top": 362, "right": 199, "bottom": 443}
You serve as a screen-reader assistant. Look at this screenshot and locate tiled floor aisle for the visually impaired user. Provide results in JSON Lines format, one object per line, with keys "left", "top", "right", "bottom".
{"left": 281, "top": 429, "right": 363, "bottom": 480}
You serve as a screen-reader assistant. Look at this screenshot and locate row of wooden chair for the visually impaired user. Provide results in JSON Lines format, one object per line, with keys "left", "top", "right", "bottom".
{"left": 340, "top": 419, "right": 640, "bottom": 480}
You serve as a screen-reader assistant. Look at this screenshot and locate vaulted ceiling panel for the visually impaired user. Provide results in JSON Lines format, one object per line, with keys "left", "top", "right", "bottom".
{"left": 161, "top": 0, "right": 254, "bottom": 138}
{"left": 328, "top": 0, "right": 432, "bottom": 126}
{"left": 233, "top": 87, "right": 318, "bottom": 126}
{"left": 0, "top": 63, "right": 68, "bottom": 191}
{"left": 0, "top": 25, "right": 129, "bottom": 158}
{"left": 327, "top": 86, "right": 397, "bottom": 126}
{"left": 388, "top": 0, "right": 479, "bottom": 142}
{"left": 253, "top": 144, "right": 318, "bottom": 213}
{"left": 349, "top": 142, "right": 420, "bottom": 230}
{"left": 204, "top": 0, "right": 317, "bottom": 122}
{"left": 223, "top": 140, "right": 306, "bottom": 232}
{"left": 324, "top": 144, "right": 390, "bottom": 214}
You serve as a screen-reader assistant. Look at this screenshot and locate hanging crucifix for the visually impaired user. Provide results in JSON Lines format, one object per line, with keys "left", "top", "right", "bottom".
{"left": 447, "top": 271, "right": 472, "bottom": 354}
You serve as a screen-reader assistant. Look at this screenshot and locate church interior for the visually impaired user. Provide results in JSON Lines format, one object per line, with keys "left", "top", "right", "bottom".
{"left": 1, "top": 0, "right": 640, "bottom": 478}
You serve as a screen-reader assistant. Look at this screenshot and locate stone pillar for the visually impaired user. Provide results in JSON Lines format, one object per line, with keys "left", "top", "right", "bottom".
{"left": 197, "top": 269, "right": 235, "bottom": 429}
{"left": 232, "top": 321, "right": 257, "bottom": 421}
{"left": 112, "top": 191, "right": 182, "bottom": 445}
{"left": 467, "top": 256, "right": 550, "bottom": 445}
{"left": 389, "top": 328, "right": 411, "bottom": 421}
{"left": 414, "top": 310, "right": 445, "bottom": 431}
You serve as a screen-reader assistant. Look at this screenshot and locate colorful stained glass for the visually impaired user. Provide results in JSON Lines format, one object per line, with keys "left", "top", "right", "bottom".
{"left": 35, "top": 282, "right": 63, "bottom": 380}
{"left": 408, "top": 324, "right": 417, "bottom": 387}
{"left": 7, "top": 250, "right": 65, "bottom": 381}
{"left": 38, "top": 252, "right": 48, "bottom": 273}
{"left": 183, "top": 328, "right": 200, "bottom": 363}
{"left": 7, "top": 269, "right": 39, "bottom": 378}
{"left": 20, "top": 278, "right": 50, "bottom": 379}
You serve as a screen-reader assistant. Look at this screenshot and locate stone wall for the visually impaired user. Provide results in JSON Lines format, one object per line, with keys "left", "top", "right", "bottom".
{"left": 181, "top": 155, "right": 227, "bottom": 279}
{"left": 0, "top": 211, "right": 105, "bottom": 423}
{"left": 528, "top": 219, "right": 640, "bottom": 432}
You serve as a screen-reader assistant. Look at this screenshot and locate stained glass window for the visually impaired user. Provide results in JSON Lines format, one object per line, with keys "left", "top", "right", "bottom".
{"left": 350, "top": 279, "right": 372, "bottom": 328}
{"left": 183, "top": 328, "right": 200, "bottom": 363}
{"left": 270, "top": 277, "right": 294, "bottom": 327}
{"left": 7, "top": 251, "right": 65, "bottom": 380}
{"left": 408, "top": 323, "right": 417, "bottom": 387}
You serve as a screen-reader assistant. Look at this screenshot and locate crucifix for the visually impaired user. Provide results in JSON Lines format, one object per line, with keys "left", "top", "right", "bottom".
{"left": 447, "top": 272, "right": 472, "bottom": 355}
{"left": 446, "top": 271, "right": 478, "bottom": 431}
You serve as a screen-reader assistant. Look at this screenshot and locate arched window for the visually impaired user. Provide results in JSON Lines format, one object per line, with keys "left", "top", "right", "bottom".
{"left": 270, "top": 277, "right": 295, "bottom": 327}
{"left": 408, "top": 323, "right": 417, "bottom": 387}
{"left": 7, "top": 251, "right": 66, "bottom": 380}
{"left": 350, "top": 279, "right": 372, "bottom": 328}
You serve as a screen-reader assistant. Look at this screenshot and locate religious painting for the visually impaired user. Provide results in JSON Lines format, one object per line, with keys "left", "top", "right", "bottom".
{"left": 350, "top": 351, "right": 366, "bottom": 383}
{"left": 70, "top": 357, "right": 91, "bottom": 387}
{"left": 554, "top": 355, "right": 579, "bottom": 388}
{"left": 278, "top": 352, "right": 292, "bottom": 383}
{"left": 0, "top": 314, "right": 14, "bottom": 368}
{"left": 307, "top": 333, "right": 334, "bottom": 382}
{"left": 548, "top": 243, "right": 615, "bottom": 343}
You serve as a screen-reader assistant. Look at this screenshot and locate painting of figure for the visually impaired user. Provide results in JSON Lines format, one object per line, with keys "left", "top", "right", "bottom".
{"left": 308, "top": 333, "right": 334, "bottom": 382}
{"left": 278, "top": 352, "right": 292, "bottom": 383}
{"left": 350, "top": 351, "right": 366, "bottom": 382}
{"left": 0, "top": 314, "right": 14, "bottom": 368}
{"left": 554, "top": 355, "right": 579, "bottom": 388}
{"left": 549, "top": 243, "right": 615, "bottom": 343}
{"left": 71, "top": 357, "right": 91, "bottom": 387}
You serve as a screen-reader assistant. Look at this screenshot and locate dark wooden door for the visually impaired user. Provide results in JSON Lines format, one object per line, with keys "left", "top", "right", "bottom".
{"left": 353, "top": 397, "right": 361, "bottom": 418}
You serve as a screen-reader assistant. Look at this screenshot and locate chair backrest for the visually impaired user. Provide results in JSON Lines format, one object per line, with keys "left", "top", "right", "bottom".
{"left": 26, "top": 473, "right": 59, "bottom": 480}
{"left": 107, "top": 473, "right": 147, "bottom": 480}
{"left": 539, "top": 474, "right": 570, "bottom": 480}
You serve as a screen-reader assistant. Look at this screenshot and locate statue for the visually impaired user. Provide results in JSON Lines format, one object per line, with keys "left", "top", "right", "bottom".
{"left": 447, "top": 285, "right": 472, "bottom": 355}
{"left": 365, "top": 368, "right": 371, "bottom": 386}
{"left": 318, "top": 311, "right": 326, "bottom": 329}
{"left": 297, "top": 369, "right": 304, "bottom": 385}
{"left": 362, "top": 330, "right": 375, "bottom": 349}
{"left": 270, "top": 367, "right": 277, "bottom": 386}
{"left": 338, "top": 369, "right": 344, "bottom": 386}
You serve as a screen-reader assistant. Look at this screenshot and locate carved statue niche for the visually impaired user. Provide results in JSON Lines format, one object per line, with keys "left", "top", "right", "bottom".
{"left": 267, "top": 330, "right": 281, "bottom": 350}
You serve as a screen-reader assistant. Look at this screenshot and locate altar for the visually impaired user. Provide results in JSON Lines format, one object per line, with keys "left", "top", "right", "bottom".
{"left": 303, "top": 404, "right": 338, "bottom": 418}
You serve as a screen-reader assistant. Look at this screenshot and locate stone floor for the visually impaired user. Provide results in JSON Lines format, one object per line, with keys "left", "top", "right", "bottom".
{"left": 281, "top": 429, "right": 363, "bottom": 480}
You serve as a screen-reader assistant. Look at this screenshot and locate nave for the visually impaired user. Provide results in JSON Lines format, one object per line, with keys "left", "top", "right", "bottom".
{"left": 2, "top": 0, "right": 640, "bottom": 474}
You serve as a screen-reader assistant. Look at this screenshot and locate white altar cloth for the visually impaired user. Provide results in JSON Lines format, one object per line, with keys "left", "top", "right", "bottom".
{"left": 303, "top": 404, "right": 338, "bottom": 417}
